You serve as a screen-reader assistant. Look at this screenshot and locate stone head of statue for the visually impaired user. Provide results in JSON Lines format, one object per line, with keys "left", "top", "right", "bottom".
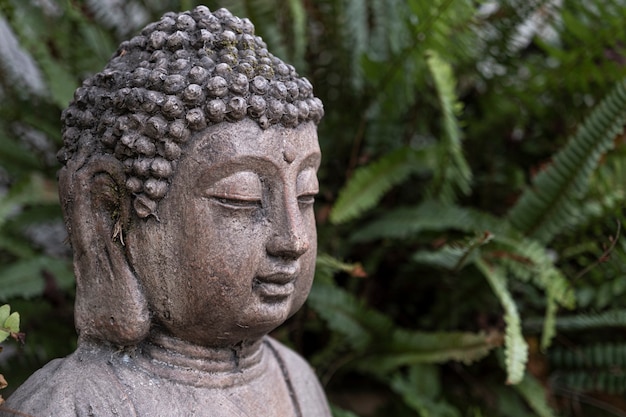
{"left": 57, "top": 6, "right": 323, "bottom": 348}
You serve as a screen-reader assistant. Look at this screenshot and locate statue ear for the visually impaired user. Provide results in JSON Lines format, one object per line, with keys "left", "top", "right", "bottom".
{"left": 59, "top": 155, "right": 150, "bottom": 346}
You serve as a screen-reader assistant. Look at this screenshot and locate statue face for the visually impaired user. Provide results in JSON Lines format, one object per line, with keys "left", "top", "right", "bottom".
{"left": 126, "top": 118, "right": 320, "bottom": 347}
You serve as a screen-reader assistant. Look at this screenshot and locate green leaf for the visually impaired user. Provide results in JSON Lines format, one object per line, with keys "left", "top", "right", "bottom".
{"left": 525, "top": 308, "right": 626, "bottom": 332}
{"left": 0, "top": 305, "right": 13, "bottom": 344}
{"left": 425, "top": 49, "right": 472, "bottom": 202}
{"left": 540, "top": 287, "right": 558, "bottom": 351}
{"left": 3, "top": 312, "right": 19, "bottom": 333}
{"left": 0, "top": 132, "right": 42, "bottom": 174}
{"left": 352, "top": 200, "right": 512, "bottom": 242}
{"left": 508, "top": 77, "right": 626, "bottom": 242}
{"left": 513, "top": 373, "right": 558, "bottom": 417}
{"left": 0, "top": 256, "right": 74, "bottom": 300}
{"left": 40, "top": 56, "right": 77, "bottom": 108}
{"left": 390, "top": 364, "right": 461, "bottom": 417}
{"left": 0, "top": 173, "right": 58, "bottom": 229}
{"left": 0, "top": 305, "right": 10, "bottom": 325}
{"left": 413, "top": 231, "right": 494, "bottom": 272}
{"left": 413, "top": 246, "right": 470, "bottom": 270}
{"left": 308, "top": 282, "right": 392, "bottom": 352}
{"left": 476, "top": 259, "right": 528, "bottom": 384}
{"left": 361, "top": 329, "right": 501, "bottom": 375}
{"left": 330, "top": 146, "right": 429, "bottom": 224}
{"left": 310, "top": 282, "right": 500, "bottom": 377}
{"left": 286, "top": 0, "right": 307, "bottom": 70}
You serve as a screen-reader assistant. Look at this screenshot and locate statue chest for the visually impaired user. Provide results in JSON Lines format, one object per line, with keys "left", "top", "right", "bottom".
{"left": 113, "top": 346, "right": 302, "bottom": 417}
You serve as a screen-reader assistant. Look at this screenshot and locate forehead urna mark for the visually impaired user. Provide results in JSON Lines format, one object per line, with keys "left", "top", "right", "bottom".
{"left": 282, "top": 140, "right": 297, "bottom": 164}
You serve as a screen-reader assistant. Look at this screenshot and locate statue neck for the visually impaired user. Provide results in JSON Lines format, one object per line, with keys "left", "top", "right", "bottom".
{"left": 137, "top": 331, "right": 268, "bottom": 388}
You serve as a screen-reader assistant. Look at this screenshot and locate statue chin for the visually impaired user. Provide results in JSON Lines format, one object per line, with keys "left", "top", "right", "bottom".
{"left": 1, "top": 6, "right": 331, "bottom": 417}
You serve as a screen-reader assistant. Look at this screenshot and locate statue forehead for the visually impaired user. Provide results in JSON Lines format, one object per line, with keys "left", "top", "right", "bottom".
{"left": 184, "top": 119, "right": 320, "bottom": 170}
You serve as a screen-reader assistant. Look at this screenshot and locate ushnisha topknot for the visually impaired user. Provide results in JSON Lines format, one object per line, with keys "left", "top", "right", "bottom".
{"left": 58, "top": 6, "right": 323, "bottom": 216}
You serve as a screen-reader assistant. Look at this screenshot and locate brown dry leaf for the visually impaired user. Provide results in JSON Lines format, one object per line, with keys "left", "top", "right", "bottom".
{"left": 350, "top": 263, "right": 368, "bottom": 278}
{"left": 0, "top": 374, "right": 7, "bottom": 390}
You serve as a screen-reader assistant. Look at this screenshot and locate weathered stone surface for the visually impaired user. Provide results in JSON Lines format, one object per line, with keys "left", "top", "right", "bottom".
{"left": 4, "top": 337, "right": 329, "bottom": 416}
{"left": 1, "top": 6, "right": 330, "bottom": 417}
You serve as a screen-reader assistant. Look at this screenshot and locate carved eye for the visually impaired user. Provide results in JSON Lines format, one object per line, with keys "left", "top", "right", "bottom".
{"left": 204, "top": 171, "right": 263, "bottom": 209}
{"left": 297, "top": 168, "right": 319, "bottom": 208}
{"left": 297, "top": 193, "right": 316, "bottom": 206}
{"left": 214, "top": 196, "right": 262, "bottom": 209}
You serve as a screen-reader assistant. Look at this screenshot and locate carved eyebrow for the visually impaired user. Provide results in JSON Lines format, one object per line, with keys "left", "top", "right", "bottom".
{"left": 194, "top": 156, "right": 276, "bottom": 187}
{"left": 299, "top": 150, "right": 321, "bottom": 170}
{"left": 192, "top": 136, "right": 320, "bottom": 184}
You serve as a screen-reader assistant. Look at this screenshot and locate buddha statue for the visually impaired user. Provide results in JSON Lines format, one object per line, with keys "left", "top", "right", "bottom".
{"left": 1, "top": 6, "right": 330, "bottom": 417}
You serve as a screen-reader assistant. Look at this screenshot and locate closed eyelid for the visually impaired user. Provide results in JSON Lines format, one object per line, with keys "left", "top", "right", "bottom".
{"left": 202, "top": 171, "right": 263, "bottom": 201}
{"left": 296, "top": 168, "right": 319, "bottom": 197}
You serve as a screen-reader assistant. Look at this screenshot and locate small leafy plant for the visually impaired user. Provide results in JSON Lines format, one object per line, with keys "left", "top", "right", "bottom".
{"left": 0, "top": 304, "right": 22, "bottom": 405}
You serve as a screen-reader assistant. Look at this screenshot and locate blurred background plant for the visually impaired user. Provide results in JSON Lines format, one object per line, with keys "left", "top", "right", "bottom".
{"left": 0, "top": 304, "right": 21, "bottom": 405}
{"left": 1, "top": 0, "right": 626, "bottom": 416}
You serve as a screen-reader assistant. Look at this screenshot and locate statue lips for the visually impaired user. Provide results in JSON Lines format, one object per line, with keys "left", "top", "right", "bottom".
{"left": 254, "top": 265, "right": 299, "bottom": 301}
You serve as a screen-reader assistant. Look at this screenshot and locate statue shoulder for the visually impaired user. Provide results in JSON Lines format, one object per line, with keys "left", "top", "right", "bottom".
{"left": 264, "top": 337, "right": 332, "bottom": 417}
{"left": 1, "top": 344, "right": 137, "bottom": 417}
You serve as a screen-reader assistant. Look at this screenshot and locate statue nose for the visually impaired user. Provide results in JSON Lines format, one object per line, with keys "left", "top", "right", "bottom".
{"left": 266, "top": 200, "right": 310, "bottom": 260}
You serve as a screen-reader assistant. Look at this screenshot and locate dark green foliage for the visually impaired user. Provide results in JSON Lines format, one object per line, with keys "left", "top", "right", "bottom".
{"left": 507, "top": 78, "right": 626, "bottom": 243}
{"left": 2, "top": 1, "right": 626, "bottom": 416}
{"left": 550, "top": 343, "right": 626, "bottom": 396}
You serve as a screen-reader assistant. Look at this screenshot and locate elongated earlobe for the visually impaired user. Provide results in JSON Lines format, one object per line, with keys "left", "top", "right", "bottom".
{"left": 59, "top": 155, "right": 150, "bottom": 346}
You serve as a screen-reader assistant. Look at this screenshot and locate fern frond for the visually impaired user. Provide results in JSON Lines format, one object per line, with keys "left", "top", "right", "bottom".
{"left": 561, "top": 149, "right": 626, "bottom": 236}
{"left": 309, "top": 331, "right": 354, "bottom": 384}
{"left": 550, "top": 342, "right": 626, "bottom": 369}
{"left": 0, "top": 130, "right": 41, "bottom": 175}
{"left": 316, "top": 253, "right": 365, "bottom": 282}
{"left": 513, "top": 372, "right": 559, "bottom": 417}
{"left": 425, "top": 49, "right": 472, "bottom": 202}
{"left": 507, "top": 77, "right": 626, "bottom": 243}
{"left": 412, "top": 230, "right": 574, "bottom": 350}
{"left": 526, "top": 309, "right": 626, "bottom": 332}
{"left": 352, "top": 200, "right": 511, "bottom": 242}
{"left": 0, "top": 173, "right": 57, "bottom": 229}
{"left": 413, "top": 246, "right": 472, "bottom": 271}
{"left": 485, "top": 237, "right": 575, "bottom": 308}
{"left": 308, "top": 282, "right": 500, "bottom": 376}
{"left": 0, "top": 15, "right": 46, "bottom": 98}
{"left": 307, "top": 282, "right": 392, "bottom": 352}
{"left": 285, "top": 0, "right": 307, "bottom": 71}
{"left": 390, "top": 364, "right": 462, "bottom": 417}
{"left": 407, "top": 0, "right": 476, "bottom": 63}
{"left": 484, "top": 236, "right": 574, "bottom": 350}
{"left": 413, "top": 231, "right": 493, "bottom": 271}
{"left": 538, "top": 1, "right": 626, "bottom": 91}
{"left": 85, "top": 0, "right": 149, "bottom": 37}
{"left": 360, "top": 328, "right": 501, "bottom": 376}
{"left": 0, "top": 234, "right": 35, "bottom": 259}
{"left": 342, "top": 0, "right": 368, "bottom": 90}
{"left": 553, "top": 369, "right": 626, "bottom": 395}
{"left": 541, "top": 293, "right": 558, "bottom": 351}
{"left": 550, "top": 342, "right": 626, "bottom": 394}
{"left": 369, "top": 0, "right": 412, "bottom": 58}
{"left": 5, "top": 5, "right": 79, "bottom": 107}
{"left": 351, "top": 198, "right": 573, "bottom": 352}
{"left": 478, "top": 0, "right": 552, "bottom": 58}
{"left": 476, "top": 258, "right": 528, "bottom": 384}
{"left": 330, "top": 146, "right": 430, "bottom": 224}
{"left": 0, "top": 256, "right": 73, "bottom": 300}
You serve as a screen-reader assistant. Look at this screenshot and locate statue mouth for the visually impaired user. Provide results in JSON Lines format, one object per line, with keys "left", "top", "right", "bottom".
{"left": 254, "top": 271, "right": 297, "bottom": 300}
